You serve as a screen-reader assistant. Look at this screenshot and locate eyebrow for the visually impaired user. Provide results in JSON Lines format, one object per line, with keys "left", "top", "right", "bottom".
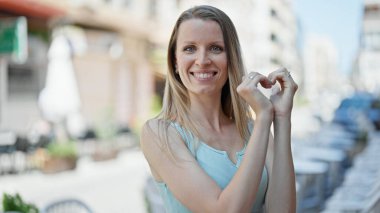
{"left": 180, "top": 41, "right": 225, "bottom": 45}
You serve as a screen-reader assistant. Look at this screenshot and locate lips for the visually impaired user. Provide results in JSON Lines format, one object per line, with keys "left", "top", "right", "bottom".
{"left": 190, "top": 71, "right": 217, "bottom": 80}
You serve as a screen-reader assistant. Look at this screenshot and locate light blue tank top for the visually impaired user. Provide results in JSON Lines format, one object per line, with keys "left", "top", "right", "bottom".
{"left": 155, "top": 122, "right": 268, "bottom": 213}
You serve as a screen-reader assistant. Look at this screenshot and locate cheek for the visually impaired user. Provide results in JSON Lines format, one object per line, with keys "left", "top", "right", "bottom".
{"left": 177, "top": 55, "right": 194, "bottom": 69}
{"left": 213, "top": 53, "right": 227, "bottom": 67}
{"left": 215, "top": 57, "right": 228, "bottom": 73}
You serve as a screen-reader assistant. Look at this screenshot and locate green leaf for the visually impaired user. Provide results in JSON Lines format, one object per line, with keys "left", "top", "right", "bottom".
{"left": 2, "top": 192, "right": 39, "bottom": 213}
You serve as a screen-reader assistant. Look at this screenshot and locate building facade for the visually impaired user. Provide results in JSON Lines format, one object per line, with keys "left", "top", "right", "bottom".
{"left": 1, "top": 0, "right": 303, "bottom": 137}
{"left": 354, "top": 0, "right": 380, "bottom": 94}
{"left": 0, "top": 0, "right": 158, "bottom": 136}
{"left": 303, "top": 35, "right": 339, "bottom": 100}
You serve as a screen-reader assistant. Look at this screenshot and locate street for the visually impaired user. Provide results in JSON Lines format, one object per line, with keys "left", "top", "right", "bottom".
{"left": 0, "top": 147, "right": 151, "bottom": 213}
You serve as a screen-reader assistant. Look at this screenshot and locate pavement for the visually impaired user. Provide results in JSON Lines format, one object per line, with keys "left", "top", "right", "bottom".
{"left": 0, "top": 106, "right": 342, "bottom": 213}
{"left": 0, "top": 147, "right": 151, "bottom": 213}
{"left": 1, "top": 98, "right": 379, "bottom": 212}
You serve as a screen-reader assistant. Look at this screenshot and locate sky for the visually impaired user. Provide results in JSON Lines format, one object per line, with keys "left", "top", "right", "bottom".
{"left": 293, "top": 0, "right": 363, "bottom": 74}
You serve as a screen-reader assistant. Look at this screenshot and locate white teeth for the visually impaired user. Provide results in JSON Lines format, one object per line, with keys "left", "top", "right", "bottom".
{"left": 194, "top": 72, "right": 213, "bottom": 79}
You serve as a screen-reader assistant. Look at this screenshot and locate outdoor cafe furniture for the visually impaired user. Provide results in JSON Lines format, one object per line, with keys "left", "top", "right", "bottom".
{"left": 40, "top": 198, "right": 93, "bottom": 213}
{"left": 294, "top": 159, "right": 329, "bottom": 212}
{"left": 0, "top": 131, "right": 17, "bottom": 174}
{"left": 293, "top": 144, "right": 346, "bottom": 196}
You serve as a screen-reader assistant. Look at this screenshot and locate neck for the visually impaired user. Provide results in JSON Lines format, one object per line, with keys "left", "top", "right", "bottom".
{"left": 188, "top": 93, "right": 230, "bottom": 132}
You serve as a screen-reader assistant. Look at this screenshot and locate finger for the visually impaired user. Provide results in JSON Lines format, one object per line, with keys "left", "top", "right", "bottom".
{"left": 259, "top": 77, "right": 273, "bottom": 89}
{"left": 268, "top": 67, "right": 289, "bottom": 84}
{"left": 269, "top": 68, "right": 297, "bottom": 90}
{"left": 240, "top": 71, "right": 258, "bottom": 87}
{"left": 269, "top": 72, "right": 298, "bottom": 97}
{"left": 249, "top": 73, "right": 268, "bottom": 87}
{"left": 247, "top": 71, "right": 259, "bottom": 80}
{"left": 240, "top": 73, "right": 250, "bottom": 87}
{"left": 244, "top": 72, "right": 273, "bottom": 89}
{"left": 237, "top": 72, "right": 263, "bottom": 97}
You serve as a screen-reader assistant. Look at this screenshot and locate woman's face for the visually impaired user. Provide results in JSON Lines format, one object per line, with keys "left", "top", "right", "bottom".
{"left": 175, "top": 18, "right": 228, "bottom": 96}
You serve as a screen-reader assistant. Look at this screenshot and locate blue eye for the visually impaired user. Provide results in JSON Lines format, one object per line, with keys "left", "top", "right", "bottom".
{"left": 210, "top": 45, "right": 223, "bottom": 53}
{"left": 184, "top": 46, "right": 195, "bottom": 53}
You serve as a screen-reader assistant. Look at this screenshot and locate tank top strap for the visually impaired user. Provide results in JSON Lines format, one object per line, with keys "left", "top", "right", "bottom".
{"left": 169, "top": 122, "right": 197, "bottom": 156}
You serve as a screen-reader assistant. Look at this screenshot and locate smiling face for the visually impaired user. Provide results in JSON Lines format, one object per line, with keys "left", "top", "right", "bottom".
{"left": 175, "top": 18, "right": 228, "bottom": 96}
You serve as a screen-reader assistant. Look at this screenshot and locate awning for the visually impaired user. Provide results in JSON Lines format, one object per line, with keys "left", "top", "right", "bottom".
{"left": 0, "top": 0, "right": 65, "bottom": 19}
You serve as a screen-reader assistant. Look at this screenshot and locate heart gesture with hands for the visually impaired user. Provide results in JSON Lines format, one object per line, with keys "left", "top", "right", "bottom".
{"left": 237, "top": 68, "right": 298, "bottom": 118}
{"left": 268, "top": 67, "right": 298, "bottom": 118}
{"left": 237, "top": 72, "right": 274, "bottom": 116}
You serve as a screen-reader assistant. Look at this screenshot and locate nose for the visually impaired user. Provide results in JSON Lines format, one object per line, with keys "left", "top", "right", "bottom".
{"left": 195, "top": 50, "right": 211, "bottom": 66}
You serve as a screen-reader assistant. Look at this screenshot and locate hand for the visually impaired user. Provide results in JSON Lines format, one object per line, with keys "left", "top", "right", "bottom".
{"left": 268, "top": 68, "right": 298, "bottom": 118}
{"left": 237, "top": 72, "right": 274, "bottom": 116}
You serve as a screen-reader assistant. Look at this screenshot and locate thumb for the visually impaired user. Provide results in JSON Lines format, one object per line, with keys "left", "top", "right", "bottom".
{"left": 271, "top": 85, "right": 280, "bottom": 95}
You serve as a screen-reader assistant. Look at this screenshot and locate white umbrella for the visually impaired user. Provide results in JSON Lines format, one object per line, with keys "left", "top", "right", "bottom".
{"left": 38, "top": 33, "right": 81, "bottom": 124}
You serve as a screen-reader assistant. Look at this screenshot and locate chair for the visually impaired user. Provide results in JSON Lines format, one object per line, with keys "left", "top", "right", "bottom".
{"left": 0, "top": 131, "right": 17, "bottom": 174}
{"left": 41, "top": 198, "right": 93, "bottom": 213}
{"left": 322, "top": 133, "right": 380, "bottom": 213}
{"left": 294, "top": 159, "right": 329, "bottom": 212}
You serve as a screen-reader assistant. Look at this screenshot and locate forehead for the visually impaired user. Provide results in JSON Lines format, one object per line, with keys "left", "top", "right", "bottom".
{"left": 177, "top": 19, "right": 224, "bottom": 43}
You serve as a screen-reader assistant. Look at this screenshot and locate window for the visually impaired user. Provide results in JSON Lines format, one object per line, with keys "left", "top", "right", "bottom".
{"left": 270, "top": 8, "right": 278, "bottom": 18}
{"left": 270, "top": 33, "right": 278, "bottom": 43}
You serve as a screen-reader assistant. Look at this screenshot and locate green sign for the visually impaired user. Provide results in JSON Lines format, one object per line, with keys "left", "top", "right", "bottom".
{"left": 0, "top": 17, "right": 27, "bottom": 63}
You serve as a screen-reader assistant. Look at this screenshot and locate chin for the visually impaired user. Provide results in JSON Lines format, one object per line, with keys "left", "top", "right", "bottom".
{"left": 193, "top": 87, "right": 219, "bottom": 95}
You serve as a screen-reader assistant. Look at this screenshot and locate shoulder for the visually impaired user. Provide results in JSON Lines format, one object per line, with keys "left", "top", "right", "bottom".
{"left": 141, "top": 118, "right": 168, "bottom": 147}
{"left": 142, "top": 118, "right": 162, "bottom": 135}
{"left": 141, "top": 119, "right": 195, "bottom": 181}
{"left": 140, "top": 118, "right": 184, "bottom": 154}
{"left": 141, "top": 118, "right": 180, "bottom": 138}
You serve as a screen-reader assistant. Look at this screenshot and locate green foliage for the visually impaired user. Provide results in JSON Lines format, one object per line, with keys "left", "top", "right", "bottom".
{"left": 134, "top": 94, "right": 163, "bottom": 138}
{"left": 2, "top": 193, "right": 39, "bottom": 213}
{"left": 96, "top": 123, "right": 117, "bottom": 140}
{"left": 47, "top": 141, "right": 77, "bottom": 159}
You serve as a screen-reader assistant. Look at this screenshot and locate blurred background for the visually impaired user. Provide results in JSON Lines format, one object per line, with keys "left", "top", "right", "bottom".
{"left": 0, "top": 0, "right": 379, "bottom": 212}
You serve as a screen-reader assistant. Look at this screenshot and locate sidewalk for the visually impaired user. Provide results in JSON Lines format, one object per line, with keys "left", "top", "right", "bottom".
{"left": 0, "top": 148, "right": 151, "bottom": 213}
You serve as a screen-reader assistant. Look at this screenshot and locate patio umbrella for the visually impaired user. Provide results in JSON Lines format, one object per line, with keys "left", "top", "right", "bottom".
{"left": 38, "top": 32, "right": 81, "bottom": 126}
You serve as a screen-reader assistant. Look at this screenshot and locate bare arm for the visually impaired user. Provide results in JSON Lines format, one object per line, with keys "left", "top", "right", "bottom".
{"left": 141, "top": 73, "right": 274, "bottom": 213}
{"left": 141, "top": 113, "right": 271, "bottom": 213}
{"left": 265, "top": 68, "right": 298, "bottom": 212}
{"left": 265, "top": 115, "right": 296, "bottom": 212}
{"left": 219, "top": 112, "right": 272, "bottom": 212}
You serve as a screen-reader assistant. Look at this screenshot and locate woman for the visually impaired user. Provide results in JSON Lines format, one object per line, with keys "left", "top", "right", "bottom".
{"left": 141, "top": 5, "right": 298, "bottom": 213}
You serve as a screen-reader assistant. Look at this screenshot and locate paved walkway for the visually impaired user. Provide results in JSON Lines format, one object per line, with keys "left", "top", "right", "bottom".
{"left": 0, "top": 148, "right": 151, "bottom": 213}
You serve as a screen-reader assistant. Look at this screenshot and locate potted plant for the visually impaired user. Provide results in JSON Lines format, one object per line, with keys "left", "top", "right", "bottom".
{"left": 2, "top": 193, "right": 39, "bottom": 213}
{"left": 91, "top": 113, "right": 119, "bottom": 161}
{"left": 41, "top": 141, "right": 78, "bottom": 174}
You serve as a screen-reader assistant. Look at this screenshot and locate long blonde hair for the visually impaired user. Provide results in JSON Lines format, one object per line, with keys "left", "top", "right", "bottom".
{"left": 157, "top": 5, "right": 252, "bottom": 153}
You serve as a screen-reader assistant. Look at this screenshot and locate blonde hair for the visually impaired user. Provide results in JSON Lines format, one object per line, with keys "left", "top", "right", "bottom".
{"left": 157, "top": 5, "right": 252, "bottom": 154}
